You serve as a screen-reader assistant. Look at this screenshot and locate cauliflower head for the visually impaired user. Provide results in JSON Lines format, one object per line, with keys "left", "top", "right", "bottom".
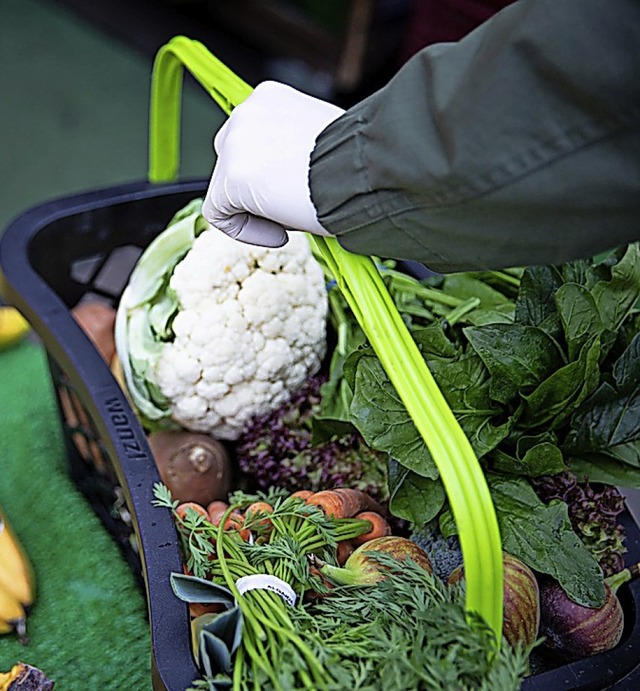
{"left": 115, "top": 199, "right": 328, "bottom": 440}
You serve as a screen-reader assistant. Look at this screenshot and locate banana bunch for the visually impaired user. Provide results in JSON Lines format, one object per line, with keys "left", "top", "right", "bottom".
{"left": 0, "top": 306, "right": 30, "bottom": 351}
{"left": 0, "top": 662, "right": 54, "bottom": 690}
{"left": 0, "top": 507, "right": 35, "bottom": 644}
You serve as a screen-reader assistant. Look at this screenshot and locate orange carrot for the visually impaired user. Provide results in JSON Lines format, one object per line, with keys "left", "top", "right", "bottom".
{"left": 290, "top": 490, "right": 313, "bottom": 501}
{"left": 245, "top": 501, "right": 273, "bottom": 517}
{"left": 175, "top": 501, "right": 209, "bottom": 522}
{"left": 211, "top": 512, "right": 250, "bottom": 542}
{"left": 353, "top": 512, "right": 392, "bottom": 545}
{"left": 334, "top": 488, "right": 386, "bottom": 516}
{"left": 207, "top": 500, "right": 230, "bottom": 523}
{"left": 244, "top": 501, "right": 274, "bottom": 531}
{"left": 306, "top": 488, "right": 385, "bottom": 518}
{"left": 306, "top": 491, "right": 351, "bottom": 518}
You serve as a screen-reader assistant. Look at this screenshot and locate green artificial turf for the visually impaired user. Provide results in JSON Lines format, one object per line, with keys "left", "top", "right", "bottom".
{"left": 0, "top": 339, "right": 152, "bottom": 690}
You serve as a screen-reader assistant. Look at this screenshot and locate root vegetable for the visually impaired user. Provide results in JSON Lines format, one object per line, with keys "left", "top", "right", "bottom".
{"left": 209, "top": 510, "right": 250, "bottom": 542}
{"left": 352, "top": 512, "right": 391, "bottom": 545}
{"left": 244, "top": 502, "right": 274, "bottom": 532}
{"left": 71, "top": 300, "right": 116, "bottom": 363}
{"left": 316, "top": 536, "right": 433, "bottom": 585}
{"left": 306, "top": 488, "right": 385, "bottom": 519}
{"left": 148, "top": 431, "right": 231, "bottom": 506}
{"left": 448, "top": 552, "right": 540, "bottom": 649}
{"left": 206, "top": 501, "right": 229, "bottom": 523}
{"left": 175, "top": 502, "right": 209, "bottom": 522}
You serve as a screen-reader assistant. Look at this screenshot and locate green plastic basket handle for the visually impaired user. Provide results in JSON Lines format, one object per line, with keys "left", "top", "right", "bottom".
{"left": 148, "top": 36, "right": 504, "bottom": 644}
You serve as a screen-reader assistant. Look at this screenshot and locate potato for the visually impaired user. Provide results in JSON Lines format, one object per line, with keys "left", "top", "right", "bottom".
{"left": 148, "top": 430, "right": 232, "bottom": 505}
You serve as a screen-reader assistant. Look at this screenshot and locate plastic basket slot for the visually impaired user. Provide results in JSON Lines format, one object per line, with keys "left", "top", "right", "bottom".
{"left": 49, "top": 357, "right": 142, "bottom": 579}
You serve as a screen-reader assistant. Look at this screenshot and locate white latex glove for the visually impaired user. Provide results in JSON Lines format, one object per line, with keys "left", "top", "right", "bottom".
{"left": 202, "top": 81, "right": 345, "bottom": 247}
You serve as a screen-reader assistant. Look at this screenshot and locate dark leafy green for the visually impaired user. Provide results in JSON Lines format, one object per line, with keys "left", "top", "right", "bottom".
{"left": 319, "top": 244, "right": 640, "bottom": 605}
{"left": 488, "top": 476, "right": 605, "bottom": 607}
{"left": 387, "top": 460, "right": 445, "bottom": 524}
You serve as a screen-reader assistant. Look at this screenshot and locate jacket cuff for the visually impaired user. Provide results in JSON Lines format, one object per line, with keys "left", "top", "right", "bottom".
{"left": 309, "top": 107, "right": 383, "bottom": 236}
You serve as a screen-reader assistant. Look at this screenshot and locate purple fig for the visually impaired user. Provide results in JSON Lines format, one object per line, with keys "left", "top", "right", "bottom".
{"left": 448, "top": 552, "right": 540, "bottom": 648}
{"left": 314, "top": 536, "right": 433, "bottom": 585}
{"left": 538, "top": 563, "right": 639, "bottom": 659}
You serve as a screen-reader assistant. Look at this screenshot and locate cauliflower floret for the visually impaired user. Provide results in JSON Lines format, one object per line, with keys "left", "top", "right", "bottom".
{"left": 150, "top": 227, "right": 328, "bottom": 440}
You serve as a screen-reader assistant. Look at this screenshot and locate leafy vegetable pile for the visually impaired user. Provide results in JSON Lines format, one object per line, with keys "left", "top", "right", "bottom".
{"left": 154, "top": 486, "right": 531, "bottom": 691}
{"left": 299, "top": 244, "right": 640, "bottom": 611}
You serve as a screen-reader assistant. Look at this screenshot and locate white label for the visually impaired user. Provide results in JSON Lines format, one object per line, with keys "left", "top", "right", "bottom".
{"left": 235, "top": 574, "right": 297, "bottom": 607}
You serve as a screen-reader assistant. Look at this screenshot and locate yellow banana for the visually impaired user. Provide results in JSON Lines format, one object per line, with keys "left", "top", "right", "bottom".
{"left": 0, "top": 306, "right": 29, "bottom": 350}
{"left": 0, "top": 662, "right": 54, "bottom": 690}
{"left": 0, "top": 510, "right": 35, "bottom": 608}
{"left": 0, "top": 587, "right": 27, "bottom": 643}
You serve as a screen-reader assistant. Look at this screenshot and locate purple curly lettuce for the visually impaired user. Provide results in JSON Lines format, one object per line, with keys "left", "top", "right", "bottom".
{"left": 236, "top": 374, "right": 389, "bottom": 503}
{"left": 532, "top": 471, "right": 627, "bottom": 576}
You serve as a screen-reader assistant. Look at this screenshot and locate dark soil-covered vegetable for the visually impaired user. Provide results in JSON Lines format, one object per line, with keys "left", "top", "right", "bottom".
{"left": 148, "top": 430, "right": 232, "bottom": 506}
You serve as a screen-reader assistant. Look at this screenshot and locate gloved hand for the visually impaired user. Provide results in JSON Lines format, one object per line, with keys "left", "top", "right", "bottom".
{"left": 202, "top": 81, "right": 344, "bottom": 247}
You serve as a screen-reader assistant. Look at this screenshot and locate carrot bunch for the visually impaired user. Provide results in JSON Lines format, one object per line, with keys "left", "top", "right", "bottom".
{"left": 171, "top": 488, "right": 393, "bottom": 603}
{"left": 163, "top": 486, "right": 396, "bottom": 689}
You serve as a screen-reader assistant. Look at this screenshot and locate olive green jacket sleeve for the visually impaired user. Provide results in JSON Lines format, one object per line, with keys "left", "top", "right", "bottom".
{"left": 309, "top": 0, "right": 640, "bottom": 273}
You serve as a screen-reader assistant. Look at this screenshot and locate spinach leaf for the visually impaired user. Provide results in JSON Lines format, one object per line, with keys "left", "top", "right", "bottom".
{"left": 387, "top": 460, "right": 445, "bottom": 524}
{"left": 613, "top": 331, "right": 640, "bottom": 394}
{"left": 489, "top": 476, "right": 605, "bottom": 607}
{"left": 519, "top": 335, "right": 601, "bottom": 430}
{"left": 427, "top": 354, "right": 514, "bottom": 458}
{"left": 562, "top": 257, "right": 608, "bottom": 289}
{"left": 514, "top": 265, "right": 564, "bottom": 336}
{"left": 592, "top": 243, "right": 640, "bottom": 331}
{"left": 568, "top": 452, "right": 640, "bottom": 487}
{"left": 490, "top": 441, "right": 566, "bottom": 477}
{"left": 564, "top": 335, "right": 640, "bottom": 453}
{"left": 349, "top": 355, "right": 436, "bottom": 478}
{"left": 442, "top": 274, "right": 514, "bottom": 310}
{"left": 464, "top": 305, "right": 515, "bottom": 326}
{"left": 464, "top": 324, "right": 565, "bottom": 404}
{"left": 412, "top": 324, "right": 458, "bottom": 359}
{"left": 347, "top": 342, "right": 511, "bottom": 476}
{"left": 555, "top": 283, "right": 604, "bottom": 361}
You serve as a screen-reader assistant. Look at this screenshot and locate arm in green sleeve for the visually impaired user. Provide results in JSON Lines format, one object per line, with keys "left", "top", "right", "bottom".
{"left": 309, "top": 0, "right": 640, "bottom": 273}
